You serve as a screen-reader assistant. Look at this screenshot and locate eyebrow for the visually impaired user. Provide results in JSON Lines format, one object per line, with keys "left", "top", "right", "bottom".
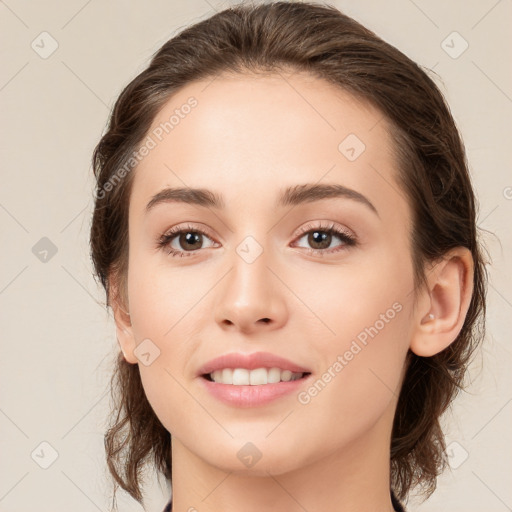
{"left": 145, "top": 183, "right": 378, "bottom": 216}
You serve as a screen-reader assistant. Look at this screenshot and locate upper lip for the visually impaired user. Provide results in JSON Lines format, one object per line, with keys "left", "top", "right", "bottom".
{"left": 197, "top": 351, "right": 311, "bottom": 376}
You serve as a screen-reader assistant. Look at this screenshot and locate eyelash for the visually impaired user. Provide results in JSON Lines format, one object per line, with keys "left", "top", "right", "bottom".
{"left": 156, "top": 221, "right": 357, "bottom": 258}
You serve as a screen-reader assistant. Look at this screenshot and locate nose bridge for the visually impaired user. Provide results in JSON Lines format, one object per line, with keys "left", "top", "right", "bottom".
{"left": 214, "top": 231, "right": 287, "bottom": 331}
{"left": 226, "top": 210, "right": 275, "bottom": 288}
{"left": 229, "top": 233, "right": 275, "bottom": 305}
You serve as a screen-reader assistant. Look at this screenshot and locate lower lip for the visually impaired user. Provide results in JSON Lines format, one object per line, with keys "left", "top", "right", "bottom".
{"left": 199, "top": 375, "right": 311, "bottom": 407}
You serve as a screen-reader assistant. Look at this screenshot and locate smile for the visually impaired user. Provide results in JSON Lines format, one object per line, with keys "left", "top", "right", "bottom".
{"left": 204, "top": 367, "right": 309, "bottom": 385}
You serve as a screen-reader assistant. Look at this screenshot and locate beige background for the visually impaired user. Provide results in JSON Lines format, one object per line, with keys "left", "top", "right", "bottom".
{"left": 0, "top": 1, "right": 510, "bottom": 511}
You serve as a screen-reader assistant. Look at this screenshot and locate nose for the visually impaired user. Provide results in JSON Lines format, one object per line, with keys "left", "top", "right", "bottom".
{"left": 214, "top": 249, "right": 288, "bottom": 335}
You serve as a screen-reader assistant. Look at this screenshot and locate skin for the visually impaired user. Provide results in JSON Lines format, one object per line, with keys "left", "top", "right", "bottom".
{"left": 112, "top": 71, "right": 474, "bottom": 512}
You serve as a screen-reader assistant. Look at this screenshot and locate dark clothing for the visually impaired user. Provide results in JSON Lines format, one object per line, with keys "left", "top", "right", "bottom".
{"left": 391, "top": 489, "right": 406, "bottom": 512}
{"left": 162, "top": 489, "right": 406, "bottom": 511}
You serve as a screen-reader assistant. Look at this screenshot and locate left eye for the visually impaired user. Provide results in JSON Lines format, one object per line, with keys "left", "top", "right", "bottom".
{"left": 292, "top": 223, "right": 356, "bottom": 255}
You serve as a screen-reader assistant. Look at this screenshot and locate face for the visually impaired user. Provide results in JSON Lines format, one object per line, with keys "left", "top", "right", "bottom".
{"left": 119, "top": 71, "right": 418, "bottom": 476}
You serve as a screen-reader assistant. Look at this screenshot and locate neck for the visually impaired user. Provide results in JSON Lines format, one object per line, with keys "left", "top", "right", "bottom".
{"left": 169, "top": 401, "right": 397, "bottom": 512}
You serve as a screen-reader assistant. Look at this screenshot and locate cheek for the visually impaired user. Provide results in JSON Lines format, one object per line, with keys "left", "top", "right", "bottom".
{"left": 293, "top": 251, "right": 412, "bottom": 423}
{"left": 125, "top": 255, "right": 215, "bottom": 431}
{"left": 126, "top": 250, "right": 207, "bottom": 340}
{"left": 295, "top": 301, "right": 410, "bottom": 451}
{"left": 302, "top": 246, "right": 412, "bottom": 351}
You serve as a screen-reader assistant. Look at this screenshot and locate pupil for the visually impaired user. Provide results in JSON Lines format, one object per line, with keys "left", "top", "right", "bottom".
{"left": 309, "top": 230, "right": 330, "bottom": 249}
{"left": 181, "top": 232, "right": 201, "bottom": 250}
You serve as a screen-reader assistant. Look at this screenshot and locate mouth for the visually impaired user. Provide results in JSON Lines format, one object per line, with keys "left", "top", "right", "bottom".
{"left": 197, "top": 351, "right": 312, "bottom": 406}
{"left": 202, "top": 368, "right": 312, "bottom": 385}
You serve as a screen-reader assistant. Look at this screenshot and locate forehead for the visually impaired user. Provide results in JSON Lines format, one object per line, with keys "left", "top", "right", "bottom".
{"left": 130, "top": 71, "right": 405, "bottom": 219}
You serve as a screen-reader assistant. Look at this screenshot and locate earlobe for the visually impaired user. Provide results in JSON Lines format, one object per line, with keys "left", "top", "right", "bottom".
{"left": 410, "top": 247, "right": 474, "bottom": 357}
{"left": 109, "top": 275, "right": 139, "bottom": 365}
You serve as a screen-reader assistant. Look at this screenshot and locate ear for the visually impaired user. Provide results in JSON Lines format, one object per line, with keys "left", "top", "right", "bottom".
{"left": 410, "top": 247, "right": 474, "bottom": 357}
{"left": 109, "top": 274, "right": 138, "bottom": 365}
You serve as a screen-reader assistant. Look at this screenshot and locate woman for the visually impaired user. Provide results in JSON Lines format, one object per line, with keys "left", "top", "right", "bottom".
{"left": 89, "top": 2, "right": 487, "bottom": 511}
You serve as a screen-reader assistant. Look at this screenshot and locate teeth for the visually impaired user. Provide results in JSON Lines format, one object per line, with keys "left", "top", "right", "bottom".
{"left": 281, "top": 370, "right": 292, "bottom": 382}
{"left": 222, "top": 368, "right": 233, "bottom": 383}
{"left": 233, "top": 368, "right": 249, "bottom": 385}
{"left": 209, "top": 367, "right": 305, "bottom": 385}
{"left": 249, "top": 367, "right": 267, "bottom": 385}
{"left": 267, "top": 367, "right": 281, "bottom": 384}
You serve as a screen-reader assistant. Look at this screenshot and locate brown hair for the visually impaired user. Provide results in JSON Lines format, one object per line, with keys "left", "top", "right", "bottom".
{"left": 89, "top": 1, "right": 487, "bottom": 507}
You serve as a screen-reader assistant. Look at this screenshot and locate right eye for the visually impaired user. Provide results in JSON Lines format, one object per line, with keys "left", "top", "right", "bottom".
{"left": 157, "top": 224, "right": 219, "bottom": 257}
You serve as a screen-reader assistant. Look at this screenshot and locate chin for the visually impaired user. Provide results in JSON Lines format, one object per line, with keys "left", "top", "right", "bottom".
{"left": 200, "top": 438, "right": 311, "bottom": 477}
